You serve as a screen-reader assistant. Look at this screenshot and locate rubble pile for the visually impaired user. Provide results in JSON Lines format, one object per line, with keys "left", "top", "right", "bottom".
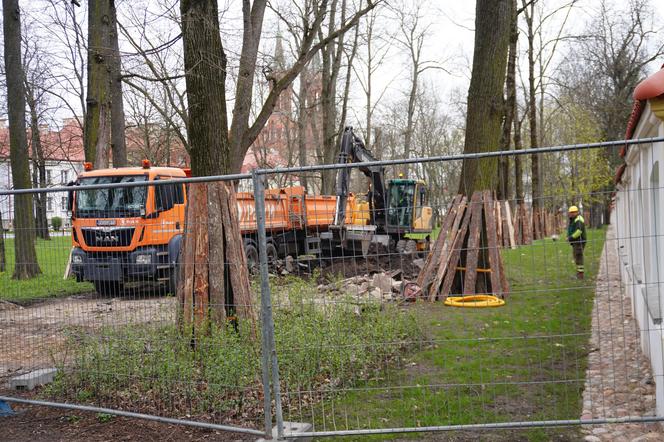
{"left": 317, "top": 270, "right": 422, "bottom": 303}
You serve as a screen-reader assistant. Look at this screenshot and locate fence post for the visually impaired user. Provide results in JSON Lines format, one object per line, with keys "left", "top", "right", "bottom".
{"left": 252, "top": 170, "right": 284, "bottom": 439}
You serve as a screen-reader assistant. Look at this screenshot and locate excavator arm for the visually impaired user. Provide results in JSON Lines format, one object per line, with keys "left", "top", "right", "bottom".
{"left": 333, "top": 126, "right": 386, "bottom": 230}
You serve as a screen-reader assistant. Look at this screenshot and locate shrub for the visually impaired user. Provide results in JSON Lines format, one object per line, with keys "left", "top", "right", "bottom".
{"left": 51, "top": 216, "right": 63, "bottom": 231}
{"left": 45, "top": 279, "right": 422, "bottom": 424}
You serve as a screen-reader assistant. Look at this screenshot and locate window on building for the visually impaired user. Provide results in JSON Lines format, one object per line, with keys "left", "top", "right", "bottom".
{"left": 61, "top": 197, "right": 68, "bottom": 211}
{"left": 46, "top": 169, "right": 52, "bottom": 184}
{"left": 61, "top": 170, "right": 69, "bottom": 184}
{"left": 47, "top": 197, "right": 53, "bottom": 212}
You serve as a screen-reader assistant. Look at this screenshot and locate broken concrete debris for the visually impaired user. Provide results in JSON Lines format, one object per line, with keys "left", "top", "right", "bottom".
{"left": 317, "top": 272, "right": 422, "bottom": 303}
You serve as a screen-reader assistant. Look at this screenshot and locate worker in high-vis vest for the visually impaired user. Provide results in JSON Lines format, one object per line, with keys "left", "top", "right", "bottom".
{"left": 566, "top": 205, "right": 587, "bottom": 279}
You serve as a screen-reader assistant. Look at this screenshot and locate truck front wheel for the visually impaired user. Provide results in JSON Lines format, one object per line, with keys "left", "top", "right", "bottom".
{"left": 94, "top": 281, "right": 124, "bottom": 297}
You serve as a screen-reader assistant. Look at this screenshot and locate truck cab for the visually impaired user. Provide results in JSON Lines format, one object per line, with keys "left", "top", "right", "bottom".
{"left": 69, "top": 161, "right": 187, "bottom": 296}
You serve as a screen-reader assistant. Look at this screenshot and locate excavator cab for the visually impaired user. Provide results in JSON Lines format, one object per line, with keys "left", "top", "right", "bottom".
{"left": 386, "top": 179, "right": 433, "bottom": 234}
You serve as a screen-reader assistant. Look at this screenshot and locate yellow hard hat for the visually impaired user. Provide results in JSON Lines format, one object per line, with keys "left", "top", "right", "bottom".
{"left": 568, "top": 205, "right": 579, "bottom": 214}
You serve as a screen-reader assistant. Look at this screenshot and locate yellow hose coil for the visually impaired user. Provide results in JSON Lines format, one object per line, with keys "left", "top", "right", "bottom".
{"left": 444, "top": 294, "right": 505, "bottom": 308}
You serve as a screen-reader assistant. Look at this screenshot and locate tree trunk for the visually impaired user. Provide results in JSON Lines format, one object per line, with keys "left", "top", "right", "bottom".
{"left": 26, "top": 88, "right": 50, "bottom": 240}
{"left": 523, "top": 0, "right": 541, "bottom": 238}
{"left": 497, "top": 0, "right": 518, "bottom": 201}
{"left": 0, "top": 210, "right": 5, "bottom": 272}
{"left": 320, "top": 0, "right": 346, "bottom": 195}
{"left": 229, "top": 0, "right": 267, "bottom": 172}
{"left": 403, "top": 64, "right": 419, "bottom": 175}
{"left": 458, "top": 0, "right": 512, "bottom": 195}
{"left": 514, "top": 115, "right": 524, "bottom": 203}
{"left": 109, "top": 0, "right": 127, "bottom": 167}
{"left": 297, "top": 66, "right": 310, "bottom": 192}
{"left": 3, "top": 0, "right": 41, "bottom": 279}
{"left": 180, "top": 0, "right": 256, "bottom": 332}
{"left": 84, "top": 0, "right": 112, "bottom": 167}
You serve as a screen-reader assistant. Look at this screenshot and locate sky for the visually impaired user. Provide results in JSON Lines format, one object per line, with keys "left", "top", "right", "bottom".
{"left": 340, "top": 0, "right": 664, "bottom": 127}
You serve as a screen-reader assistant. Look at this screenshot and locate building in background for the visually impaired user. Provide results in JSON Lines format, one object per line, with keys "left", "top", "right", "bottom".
{"left": 0, "top": 117, "right": 84, "bottom": 229}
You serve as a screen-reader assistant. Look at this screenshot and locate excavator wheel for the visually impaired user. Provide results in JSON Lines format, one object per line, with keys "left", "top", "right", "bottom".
{"left": 396, "top": 239, "right": 418, "bottom": 255}
{"left": 405, "top": 240, "right": 418, "bottom": 254}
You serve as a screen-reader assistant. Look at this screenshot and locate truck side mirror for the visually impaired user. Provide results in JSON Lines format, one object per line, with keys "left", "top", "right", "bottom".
{"left": 66, "top": 181, "right": 75, "bottom": 215}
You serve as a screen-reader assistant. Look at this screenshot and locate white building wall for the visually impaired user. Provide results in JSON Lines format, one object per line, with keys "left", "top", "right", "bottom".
{"left": 616, "top": 102, "right": 664, "bottom": 417}
{"left": 0, "top": 159, "right": 82, "bottom": 229}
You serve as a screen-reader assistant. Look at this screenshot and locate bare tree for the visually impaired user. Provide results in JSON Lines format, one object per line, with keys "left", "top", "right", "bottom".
{"left": 3, "top": 0, "right": 41, "bottom": 279}
{"left": 352, "top": 7, "right": 392, "bottom": 149}
{"left": 558, "top": 0, "right": 664, "bottom": 145}
{"left": 22, "top": 26, "right": 51, "bottom": 240}
{"left": 42, "top": 0, "right": 87, "bottom": 130}
{"left": 393, "top": 0, "right": 446, "bottom": 175}
{"left": 118, "top": 7, "right": 189, "bottom": 154}
{"left": 318, "top": 0, "right": 349, "bottom": 193}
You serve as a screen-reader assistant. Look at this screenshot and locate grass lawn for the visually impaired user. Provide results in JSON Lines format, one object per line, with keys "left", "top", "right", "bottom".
{"left": 0, "top": 235, "right": 92, "bottom": 303}
{"left": 296, "top": 228, "right": 606, "bottom": 441}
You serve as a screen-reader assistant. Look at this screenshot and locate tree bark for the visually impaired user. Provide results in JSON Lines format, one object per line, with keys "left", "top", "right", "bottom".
{"left": 457, "top": 0, "right": 512, "bottom": 195}
{"left": 109, "top": 0, "right": 127, "bottom": 167}
{"left": 180, "top": 0, "right": 256, "bottom": 331}
{"left": 3, "top": 0, "right": 41, "bottom": 279}
{"left": 84, "top": 0, "right": 112, "bottom": 167}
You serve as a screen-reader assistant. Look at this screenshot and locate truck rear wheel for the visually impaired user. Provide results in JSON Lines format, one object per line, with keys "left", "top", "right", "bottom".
{"left": 266, "top": 242, "right": 278, "bottom": 265}
{"left": 94, "top": 281, "right": 124, "bottom": 297}
{"left": 245, "top": 243, "right": 259, "bottom": 274}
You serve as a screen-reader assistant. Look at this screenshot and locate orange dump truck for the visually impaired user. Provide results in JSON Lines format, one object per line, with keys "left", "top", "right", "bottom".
{"left": 68, "top": 162, "right": 368, "bottom": 295}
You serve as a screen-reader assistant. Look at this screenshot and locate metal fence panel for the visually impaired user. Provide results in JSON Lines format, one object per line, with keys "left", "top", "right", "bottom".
{"left": 1, "top": 136, "right": 664, "bottom": 440}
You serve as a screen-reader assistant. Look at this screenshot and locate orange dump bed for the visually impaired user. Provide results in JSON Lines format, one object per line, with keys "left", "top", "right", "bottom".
{"left": 236, "top": 186, "right": 358, "bottom": 234}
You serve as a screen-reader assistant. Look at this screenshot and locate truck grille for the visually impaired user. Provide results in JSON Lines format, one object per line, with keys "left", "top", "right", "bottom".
{"left": 81, "top": 227, "right": 135, "bottom": 248}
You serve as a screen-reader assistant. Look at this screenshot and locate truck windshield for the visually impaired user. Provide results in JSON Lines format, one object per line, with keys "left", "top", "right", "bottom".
{"left": 76, "top": 175, "right": 148, "bottom": 218}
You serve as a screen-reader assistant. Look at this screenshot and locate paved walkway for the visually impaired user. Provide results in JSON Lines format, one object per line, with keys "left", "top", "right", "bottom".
{"left": 581, "top": 224, "right": 662, "bottom": 441}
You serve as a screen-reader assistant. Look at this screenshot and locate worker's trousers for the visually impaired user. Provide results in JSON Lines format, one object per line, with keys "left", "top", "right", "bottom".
{"left": 572, "top": 242, "right": 585, "bottom": 273}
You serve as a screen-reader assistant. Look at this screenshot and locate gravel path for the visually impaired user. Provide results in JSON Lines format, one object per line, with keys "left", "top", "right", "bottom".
{"left": 581, "top": 224, "right": 662, "bottom": 441}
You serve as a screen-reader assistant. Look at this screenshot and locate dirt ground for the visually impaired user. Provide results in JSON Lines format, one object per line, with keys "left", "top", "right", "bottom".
{"left": 0, "top": 293, "right": 175, "bottom": 379}
{"left": 1, "top": 398, "right": 255, "bottom": 442}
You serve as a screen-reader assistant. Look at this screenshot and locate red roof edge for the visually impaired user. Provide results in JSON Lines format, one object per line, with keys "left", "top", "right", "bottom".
{"left": 621, "top": 99, "right": 645, "bottom": 158}
{"left": 616, "top": 63, "right": 664, "bottom": 185}
{"left": 614, "top": 163, "right": 626, "bottom": 185}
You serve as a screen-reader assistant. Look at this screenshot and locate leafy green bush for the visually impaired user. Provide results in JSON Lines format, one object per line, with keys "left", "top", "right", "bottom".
{"left": 51, "top": 216, "right": 63, "bottom": 231}
{"left": 45, "top": 281, "right": 421, "bottom": 423}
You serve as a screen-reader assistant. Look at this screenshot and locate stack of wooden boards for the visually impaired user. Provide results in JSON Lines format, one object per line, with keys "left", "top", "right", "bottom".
{"left": 417, "top": 191, "right": 509, "bottom": 301}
